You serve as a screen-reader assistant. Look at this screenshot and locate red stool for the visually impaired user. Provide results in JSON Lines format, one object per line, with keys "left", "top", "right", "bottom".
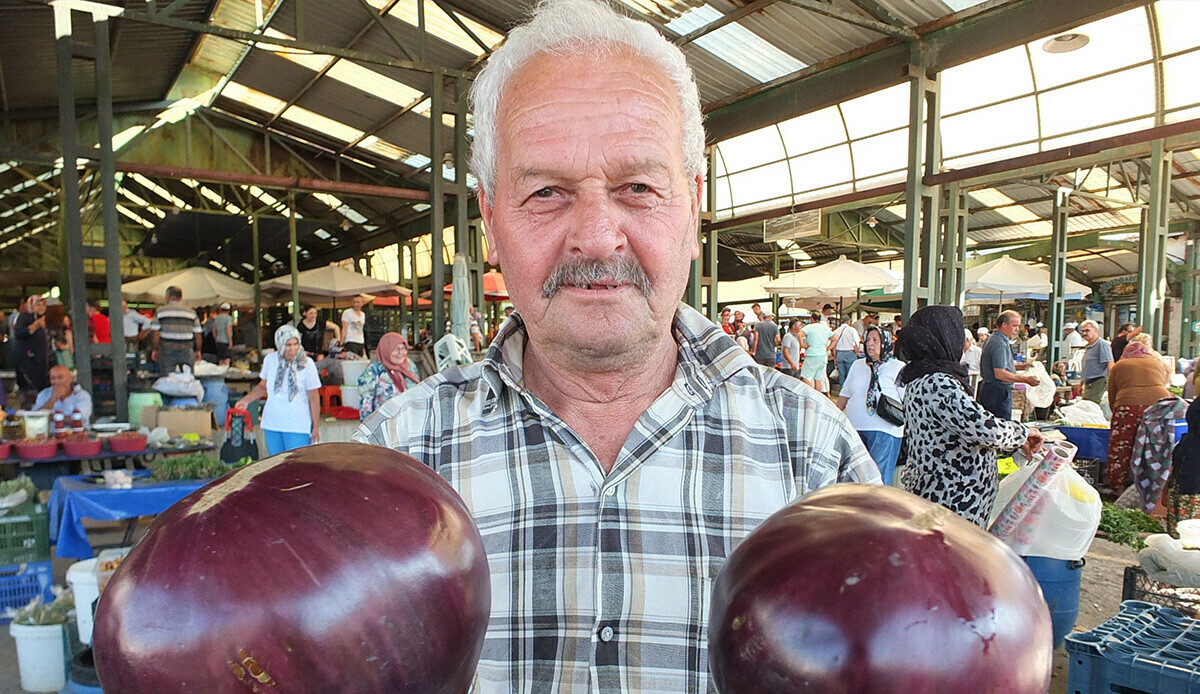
{"left": 319, "top": 385, "right": 343, "bottom": 412}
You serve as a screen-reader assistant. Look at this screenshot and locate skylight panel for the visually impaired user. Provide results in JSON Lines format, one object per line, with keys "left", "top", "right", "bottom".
{"left": 1164, "top": 51, "right": 1200, "bottom": 112}
{"left": 969, "top": 188, "right": 1039, "bottom": 223}
{"left": 118, "top": 188, "right": 166, "bottom": 218}
{"left": 129, "top": 173, "right": 190, "bottom": 209}
{"left": 1156, "top": 1, "right": 1200, "bottom": 56}
{"left": 0, "top": 220, "right": 55, "bottom": 250}
{"left": 358, "top": 136, "right": 420, "bottom": 163}
{"left": 313, "top": 229, "right": 332, "bottom": 240}
{"left": 940, "top": 47, "right": 1033, "bottom": 115}
{"left": 117, "top": 205, "right": 156, "bottom": 228}
{"left": 1038, "top": 66, "right": 1155, "bottom": 138}
{"left": 789, "top": 145, "right": 852, "bottom": 193}
{"left": 278, "top": 105, "right": 365, "bottom": 143}
{"left": 197, "top": 186, "right": 246, "bottom": 215}
{"left": 0, "top": 191, "right": 56, "bottom": 219}
{"left": 940, "top": 97, "right": 1038, "bottom": 160}
{"left": 665, "top": 4, "right": 806, "bottom": 82}
{"left": 840, "top": 84, "right": 908, "bottom": 140}
{"left": 849, "top": 130, "right": 908, "bottom": 179}
{"left": 777, "top": 107, "right": 847, "bottom": 158}
{"left": 366, "top": 0, "right": 503, "bottom": 56}
{"left": 716, "top": 125, "right": 785, "bottom": 174}
{"left": 222, "top": 81, "right": 287, "bottom": 116}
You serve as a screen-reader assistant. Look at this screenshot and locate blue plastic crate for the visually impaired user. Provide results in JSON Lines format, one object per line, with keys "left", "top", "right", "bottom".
{"left": 1067, "top": 601, "right": 1200, "bottom": 693}
{"left": 0, "top": 560, "right": 54, "bottom": 623}
{"left": 1058, "top": 425, "right": 1110, "bottom": 463}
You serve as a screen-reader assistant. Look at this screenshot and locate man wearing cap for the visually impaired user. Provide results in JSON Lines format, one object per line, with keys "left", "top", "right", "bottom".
{"left": 1063, "top": 322, "right": 1085, "bottom": 354}
{"left": 212, "top": 302, "right": 234, "bottom": 366}
{"left": 1078, "top": 320, "right": 1113, "bottom": 404}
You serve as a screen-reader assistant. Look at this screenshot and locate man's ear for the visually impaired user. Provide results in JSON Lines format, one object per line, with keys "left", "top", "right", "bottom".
{"left": 479, "top": 189, "right": 500, "bottom": 266}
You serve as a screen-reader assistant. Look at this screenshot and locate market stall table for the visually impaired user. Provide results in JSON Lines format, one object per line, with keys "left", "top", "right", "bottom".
{"left": 49, "top": 470, "right": 212, "bottom": 559}
{"left": 3, "top": 442, "right": 216, "bottom": 489}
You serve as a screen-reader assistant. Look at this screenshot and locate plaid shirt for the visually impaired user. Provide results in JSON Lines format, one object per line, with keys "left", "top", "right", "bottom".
{"left": 354, "top": 303, "right": 878, "bottom": 693}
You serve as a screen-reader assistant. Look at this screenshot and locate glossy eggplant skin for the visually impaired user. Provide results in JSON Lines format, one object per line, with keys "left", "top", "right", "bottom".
{"left": 709, "top": 483, "right": 1053, "bottom": 694}
{"left": 94, "top": 443, "right": 490, "bottom": 694}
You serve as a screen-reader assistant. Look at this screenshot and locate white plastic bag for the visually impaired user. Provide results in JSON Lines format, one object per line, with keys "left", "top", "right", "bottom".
{"left": 1139, "top": 534, "right": 1200, "bottom": 587}
{"left": 1058, "top": 400, "right": 1110, "bottom": 427}
{"left": 990, "top": 462, "right": 1102, "bottom": 560}
{"left": 1023, "top": 361, "right": 1056, "bottom": 409}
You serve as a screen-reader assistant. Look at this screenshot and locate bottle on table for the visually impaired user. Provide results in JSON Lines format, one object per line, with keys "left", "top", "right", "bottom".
{"left": 52, "top": 411, "right": 67, "bottom": 439}
{"left": 2, "top": 410, "right": 22, "bottom": 441}
{"left": 71, "top": 408, "right": 84, "bottom": 434}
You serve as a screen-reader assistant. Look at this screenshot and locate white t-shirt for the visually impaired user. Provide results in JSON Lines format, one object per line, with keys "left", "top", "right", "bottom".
{"left": 260, "top": 352, "right": 321, "bottom": 434}
{"left": 961, "top": 344, "right": 982, "bottom": 374}
{"left": 341, "top": 308, "right": 366, "bottom": 345}
{"left": 833, "top": 324, "right": 861, "bottom": 351}
{"left": 781, "top": 332, "right": 802, "bottom": 369}
{"left": 837, "top": 358, "right": 905, "bottom": 436}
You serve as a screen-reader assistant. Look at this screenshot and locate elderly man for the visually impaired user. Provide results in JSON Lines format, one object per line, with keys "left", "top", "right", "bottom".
{"left": 1079, "top": 320, "right": 1114, "bottom": 404}
{"left": 34, "top": 365, "right": 92, "bottom": 430}
{"left": 354, "top": 1, "right": 877, "bottom": 689}
{"left": 978, "top": 310, "right": 1040, "bottom": 419}
{"left": 150, "top": 286, "right": 201, "bottom": 375}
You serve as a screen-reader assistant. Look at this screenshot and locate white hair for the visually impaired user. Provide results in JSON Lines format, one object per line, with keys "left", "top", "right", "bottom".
{"left": 468, "top": 0, "right": 706, "bottom": 199}
{"left": 1079, "top": 319, "right": 1100, "bottom": 334}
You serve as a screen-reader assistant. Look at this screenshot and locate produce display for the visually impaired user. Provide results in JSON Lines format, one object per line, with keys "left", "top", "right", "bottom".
{"left": 709, "top": 484, "right": 1053, "bottom": 693}
{"left": 92, "top": 443, "right": 491, "bottom": 693}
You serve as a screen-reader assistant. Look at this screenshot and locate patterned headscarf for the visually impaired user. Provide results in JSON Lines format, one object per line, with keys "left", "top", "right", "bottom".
{"left": 864, "top": 325, "right": 894, "bottom": 415}
{"left": 897, "top": 305, "right": 972, "bottom": 393}
{"left": 273, "top": 324, "right": 308, "bottom": 401}
{"left": 375, "top": 332, "right": 419, "bottom": 393}
{"left": 1122, "top": 339, "right": 1155, "bottom": 359}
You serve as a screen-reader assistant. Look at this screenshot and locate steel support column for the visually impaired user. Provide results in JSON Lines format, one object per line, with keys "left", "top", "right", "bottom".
{"left": 54, "top": 4, "right": 92, "bottom": 391}
{"left": 453, "top": 77, "right": 480, "bottom": 313}
{"left": 937, "top": 181, "right": 968, "bottom": 306}
{"left": 407, "top": 241, "right": 420, "bottom": 338}
{"left": 288, "top": 192, "right": 300, "bottom": 321}
{"left": 705, "top": 147, "right": 719, "bottom": 322}
{"left": 901, "top": 49, "right": 940, "bottom": 318}
{"left": 252, "top": 215, "right": 263, "bottom": 351}
{"left": 1183, "top": 222, "right": 1200, "bottom": 359}
{"left": 430, "top": 70, "right": 446, "bottom": 341}
{"left": 94, "top": 16, "right": 127, "bottom": 421}
{"left": 1046, "top": 188, "right": 1070, "bottom": 370}
{"left": 1137, "top": 140, "right": 1171, "bottom": 346}
{"left": 770, "top": 254, "right": 780, "bottom": 317}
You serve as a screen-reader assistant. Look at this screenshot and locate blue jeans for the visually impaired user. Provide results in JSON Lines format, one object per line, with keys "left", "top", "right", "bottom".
{"left": 859, "top": 429, "right": 902, "bottom": 485}
{"left": 264, "top": 429, "right": 312, "bottom": 456}
{"left": 836, "top": 351, "right": 857, "bottom": 384}
{"left": 977, "top": 381, "right": 1013, "bottom": 420}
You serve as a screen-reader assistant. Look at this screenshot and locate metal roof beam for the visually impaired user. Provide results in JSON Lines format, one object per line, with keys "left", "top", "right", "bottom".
{"left": 844, "top": 0, "right": 906, "bottom": 29}
{"left": 705, "top": 0, "right": 1142, "bottom": 142}
{"left": 674, "top": 0, "right": 781, "bottom": 47}
{"left": 111, "top": 5, "right": 473, "bottom": 78}
{"left": 781, "top": 0, "right": 917, "bottom": 40}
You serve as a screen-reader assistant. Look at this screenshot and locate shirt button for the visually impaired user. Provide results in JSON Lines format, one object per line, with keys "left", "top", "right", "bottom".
{"left": 599, "top": 625, "right": 615, "bottom": 642}
{"left": 604, "top": 486, "right": 617, "bottom": 497}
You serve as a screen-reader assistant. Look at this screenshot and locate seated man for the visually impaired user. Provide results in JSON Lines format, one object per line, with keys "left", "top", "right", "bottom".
{"left": 34, "top": 365, "right": 93, "bottom": 430}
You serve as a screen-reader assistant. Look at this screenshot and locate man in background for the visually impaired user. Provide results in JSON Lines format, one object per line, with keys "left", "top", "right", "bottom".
{"left": 831, "top": 315, "right": 861, "bottom": 386}
{"left": 1079, "top": 320, "right": 1113, "bottom": 404}
{"left": 1111, "top": 323, "right": 1139, "bottom": 362}
{"left": 34, "top": 365, "right": 92, "bottom": 429}
{"left": 978, "top": 310, "right": 1040, "bottom": 419}
{"left": 341, "top": 295, "right": 367, "bottom": 356}
{"left": 213, "top": 302, "right": 234, "bottom": 366}
{"left": 122, "top": 300, "right": 152, "bottom": 351}
{"left": 801, "top": 310, "right": 834, "bottom": 395}
{"left": 13, "top": 295, "right": 49, "bottom": 408}
{"left": 150, "top": 286, "right": 201, "bottom": 375}
{"left": 751, "top": 311, "right": 779, "bottom": 368}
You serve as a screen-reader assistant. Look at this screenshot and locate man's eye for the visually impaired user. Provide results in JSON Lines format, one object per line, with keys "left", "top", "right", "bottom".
{"left": 629, "top": 183, "right": 650, "bottom": 193}
{"left": 533, "top": 188, "right": 555, "bottom": 198}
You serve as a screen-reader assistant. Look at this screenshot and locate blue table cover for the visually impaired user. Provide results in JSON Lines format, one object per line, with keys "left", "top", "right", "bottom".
{"left": 49, "top": 471, "right": 211, "bottom": 559}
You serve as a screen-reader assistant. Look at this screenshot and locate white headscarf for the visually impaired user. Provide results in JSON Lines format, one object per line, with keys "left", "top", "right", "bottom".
{"left": 273, "top": 324, "right": 309, "bottom": 401}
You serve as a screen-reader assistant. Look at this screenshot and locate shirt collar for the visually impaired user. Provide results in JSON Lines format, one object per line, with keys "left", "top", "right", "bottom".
{"left": 478, "top": 302, "right": 758, "bottom": 410}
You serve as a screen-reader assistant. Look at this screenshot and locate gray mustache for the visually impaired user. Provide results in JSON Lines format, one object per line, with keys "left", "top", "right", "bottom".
{"left": 541, "top": 256, "right": 653, "bottom": 298}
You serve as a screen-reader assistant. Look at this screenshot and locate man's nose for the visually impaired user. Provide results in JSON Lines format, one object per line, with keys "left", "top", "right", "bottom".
{"left": 566, "top": 190, "right": 627, "bottom": 260}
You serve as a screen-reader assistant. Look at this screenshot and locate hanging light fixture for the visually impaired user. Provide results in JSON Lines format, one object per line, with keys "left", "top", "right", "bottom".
{"left": 1042, "top": 33, "right": 1089, "bottom": 54}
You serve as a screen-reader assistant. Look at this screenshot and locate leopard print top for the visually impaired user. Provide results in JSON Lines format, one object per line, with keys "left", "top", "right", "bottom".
{"left": 901, "top": 372, "right": 1029, "bottom": 527}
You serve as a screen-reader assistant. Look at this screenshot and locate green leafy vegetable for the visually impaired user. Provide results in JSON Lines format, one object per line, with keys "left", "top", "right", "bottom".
{"left": 1099, "top": 503, "right": 1164, "bottom": 550}
{"left": 0, "top": 475, "right": 39, "bottom": 509}
{"left": 151, "top": 452, "right": 229, "bottom": 481}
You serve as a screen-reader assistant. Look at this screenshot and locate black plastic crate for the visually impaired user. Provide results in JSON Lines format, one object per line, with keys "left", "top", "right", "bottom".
{"left": 1072, "top": 457, "right": 1102, "bottom": 486}
{"left": 1122, "top": 566, "right": 1200, "bottom": 618}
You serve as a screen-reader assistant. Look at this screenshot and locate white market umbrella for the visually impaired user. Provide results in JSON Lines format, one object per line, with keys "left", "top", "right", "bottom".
{"left": 450, "top": 254, "right": 470, "bottom": 344}
{"left": 762, "top": 255, "right": 901, "bottom": 301}
{"left": 260, "top": 264, "right": 412, "bottom": 301}
{"left": 964, "top": 255, "right": 1091, "bottom": 301}
{"left": 122, "top": 266, "right": 254, "bottom": 307}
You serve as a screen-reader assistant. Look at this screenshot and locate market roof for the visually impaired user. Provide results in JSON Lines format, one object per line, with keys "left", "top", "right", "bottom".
{"left": 1, "top": 0, "right": 1197, "bottom": 290}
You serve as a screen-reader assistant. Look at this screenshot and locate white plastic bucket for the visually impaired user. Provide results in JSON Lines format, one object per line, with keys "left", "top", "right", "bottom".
{"left": 9, "top": 622, "right": 68, "bottom": 692}
{"left": 341, "top": 360, "right": 369, "bottom": 386}
{"left": 66, "top": 559, "right": 100, "bottom": 645}
{"left": 340, "top": 385, "right": 361, "bottom": 409}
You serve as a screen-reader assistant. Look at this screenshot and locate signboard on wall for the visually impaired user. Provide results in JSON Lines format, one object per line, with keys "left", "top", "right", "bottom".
{"left": 764, "top": 210, "right": 822, "bottom": 243}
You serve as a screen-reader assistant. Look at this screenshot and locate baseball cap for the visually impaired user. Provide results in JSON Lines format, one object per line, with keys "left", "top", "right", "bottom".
{"left": 219, "top": 302, "right": 231, "bottom": 310}
{"left": 1064, "top": 322, "right": 1078, "bottom": 329}
{"left": 977, "top": 327, "right": 989, "bottom": 336}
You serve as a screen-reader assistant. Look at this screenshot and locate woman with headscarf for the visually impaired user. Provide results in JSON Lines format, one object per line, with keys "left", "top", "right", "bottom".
{"left": 357, "top": 332, "right": 420, "bottom": 419}
{"left": 1106, "top": 333, "right": 1172, "bottom": 489}
{"left": 836, "top": 325, "right": 906, "bottom": 484}
{"left": 234, "top": 325, "right": 322, "bottom": 455}
{"left": 897, "top": 305, "right": 1044, "bottom": 527}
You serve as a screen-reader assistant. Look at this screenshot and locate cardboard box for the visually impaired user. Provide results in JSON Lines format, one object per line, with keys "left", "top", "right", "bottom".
{"left": 139, "top": 406, "right": 215, "bottom": 438}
